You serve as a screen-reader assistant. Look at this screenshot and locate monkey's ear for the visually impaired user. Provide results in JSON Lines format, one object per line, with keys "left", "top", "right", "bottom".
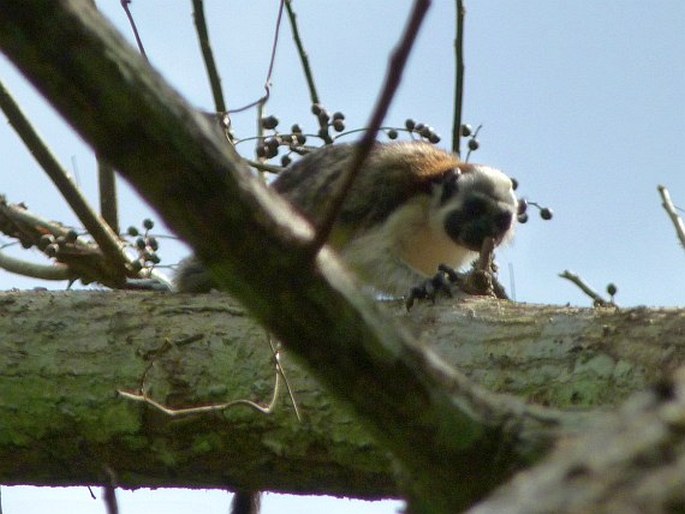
{"left": 436, "top": 169, "right": 461, "bottom": 205}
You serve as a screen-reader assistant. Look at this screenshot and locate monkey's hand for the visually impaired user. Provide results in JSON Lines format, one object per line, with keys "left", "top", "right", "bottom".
{"left": 405, "top": 264, "right": 464, "bottom": 310}
{"left": 405, "top": 238, "right": 510, "bottom": 309}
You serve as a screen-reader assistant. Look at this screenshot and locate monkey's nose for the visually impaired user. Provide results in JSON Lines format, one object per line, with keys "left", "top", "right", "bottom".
{"left": 494, "top": 211, "right": 513, "bottom": 234}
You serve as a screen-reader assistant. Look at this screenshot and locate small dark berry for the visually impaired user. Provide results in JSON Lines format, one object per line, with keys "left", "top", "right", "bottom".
{"left": 45, "top": 243, "right": 59, "bottom": 257}
{"left": 147, "top": 252, "right": 161, "bottom": 265}
{"left": 281, "top": 155, "right": 292, "bottom": 167}
{"left": 332, "top": 119, "right": 345, "bottom": 132}
{"left": 517, "top": 213, "right": 529, "bottom": 224}
{"left": 260, "top": 115, "right": 279, "bottom": 130}
{"left": 143, "top": 218, "right": 154, "bottom": 230}
{"left": 405, "top": 119, "right": 416, "bottom": 131}
{"left": 511, "top": 178, "right": 519, "bottom": 190}
{"left": 147, "top": 236, "right": 159, "bottom": 251}
{"left": 265, "top": 137, "right": 280, "bottom": 151}
{"left": 311, "top": 103, "right": 323, "bottom": 115}
{"left": 467, "top": 138, "right": 480, "bottom": 151}
{"left": 66, "top": 230, "right": 78, "bottom": 243}
{"left": 517, "top": 199, "right": 528, "bottom": 216}
{"left": 387, "top": 129, "right": 399, "bottom": 140}
{"left": 38, "top": 234, "right": 55, "bottom": 250}
{"left": 136, "top": 237, "right": 146, "bottom": 250}
{"left": 332, "top": 111, "right": 345, "bottom": 121}
{"left": 540, "top": 208, "right": 553, "bottom": 220}
{"left": 419, "top": 126, "right": 432, "bottom": 138}
{"left": 291, "top": 124, "right": 302, "bottom": 133}
{"left": 127, "top": 226, "right": 139, "bottom": 237}
{"left": 428, "top": 133, "right": 441, "bottom": 144}
{"left": 255, "top": 145, "right": 267, "bottom": 158}
{"left": 607, "top": 283, "right": 618, "bottom": 296}
{"left": 266, "top": 145, "right": 279, "bottom": 159}
{"left": 414, "top": 122, "right": 425, "bottom": 132}
{"left": 461, "top": 124, "right": 473, "bottom": 137}
{"left": 298, "top": 134, "right": 307, "bottom": 145}
{"left": 130, "top": 260, "right": 143, "bottom": 272}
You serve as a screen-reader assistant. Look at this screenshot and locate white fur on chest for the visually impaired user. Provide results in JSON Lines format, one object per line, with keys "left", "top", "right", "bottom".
{"left": 339, "top": 196, "right": 476, "bottom": 295}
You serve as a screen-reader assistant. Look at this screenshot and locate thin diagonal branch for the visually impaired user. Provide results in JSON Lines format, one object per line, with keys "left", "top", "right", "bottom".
{"left": 285, "top": 0, "right": 320, "bottom": 105}
{"left": 98, "top": 157, "right": 119, "bottom": 234}
{"left": 192, "top": 0, "right": 227, "bottom": 114}
{"left": 308, "top": 0, "right": 432, "bottom": 254}
{"left": 284, "top": 0, "right": 331, "bottom": 143}
{"left": 228, "top": 0, "right": 285, "bottom": 114}
{"left": 658, "top": 184, "right": 685, "bottom": 251}
{"left": 0, "top": 79, "right": 129, "bottom": 282}
{"left": 559, "top": 270, "right": 612, "bottom": 307}
{"left": 120, "top": 0, "right": 147, "bottom": 60}
{"left": 452, "top": 0, "right": 466, "bottom": 156}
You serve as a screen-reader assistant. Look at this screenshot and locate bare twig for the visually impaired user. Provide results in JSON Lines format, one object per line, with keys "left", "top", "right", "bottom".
{"left": 228, "top": 0, "right": 285, "bottom": 114}
{"left": 285, "top": 0, "right": 331, "bottom": 142}
{"left": 118, "top": 336, "right": 298, "bottom": 419}
{"left": 0, "top": 80, "right": 129, "bottom": 283}
{"left": 0, "top": 248, "right": 70, "bottom": 281}
{"left": 268, "top": 336, "right": 301, "bottom": 421}
{"left": 657, "top": 185, "right": 685, "bottom": 250}
{"left": 118, "top": 353, "right": 284, "bottom": 416}
{"left": 246, "top": 159, "right": 283, "bottom": 175}
{"left": 308, "top": 0, "right": 432, "bottom": 254}
{"left": 559, "top": 270, "right": 611, "bottom": 307}
{"left": 285, "top": 0, "right": 320, "bottom": 105}
{"left": 0, "top": 198, "right": 172, "bottom": 290}
{"left": 97, "top": 157, "right": 119, "bottom": 235}
{"left": 476, "top": 235, "right": 495, "bottom": 272}
{"left": 192, "top": 0, "right": 227, "bottom": 114}
{"left": 452, "top": 0, "right": 466, "bottom": 156}
{"left": 120, "top": 0, "right": 148, "bottom": 60}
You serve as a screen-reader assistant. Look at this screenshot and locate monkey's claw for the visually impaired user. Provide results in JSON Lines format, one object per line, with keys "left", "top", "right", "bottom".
{"left": 405, "top": 264, "right": 462, "bottom": 310}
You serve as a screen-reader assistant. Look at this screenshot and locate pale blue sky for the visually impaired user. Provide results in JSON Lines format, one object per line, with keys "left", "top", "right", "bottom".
{"left": 1, "top": 1, "right": 684, "bottom": 513}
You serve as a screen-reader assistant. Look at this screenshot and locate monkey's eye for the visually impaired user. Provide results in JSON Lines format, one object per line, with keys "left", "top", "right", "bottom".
{"left": 439, "top": 170, "right": 460, "bottom": 204}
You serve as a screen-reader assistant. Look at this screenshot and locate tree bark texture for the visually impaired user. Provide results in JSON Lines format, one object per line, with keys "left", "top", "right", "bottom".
{"left": 1, "top": 290, "right": 683, "bottom": 497}
{"left": 2, "top": 2, "right": 685, "bottom": 512}
{"left": 0, "top": 3, "right": 571, "bottom": 511}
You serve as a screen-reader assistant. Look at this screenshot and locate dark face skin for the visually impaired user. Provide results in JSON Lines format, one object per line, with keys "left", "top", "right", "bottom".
{"left": 443, "top": 187, "right": 516, "bottom": 251}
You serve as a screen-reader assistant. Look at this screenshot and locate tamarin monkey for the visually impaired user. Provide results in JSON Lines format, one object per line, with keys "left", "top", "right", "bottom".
{"left": 176, "top": 141, "right": 518, "bottom": 295}
{"left": 175, "top": 141, "right": 519, "bottom": 514}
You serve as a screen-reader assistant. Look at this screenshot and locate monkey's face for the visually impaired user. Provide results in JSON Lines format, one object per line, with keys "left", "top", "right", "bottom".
{"left": 437, "top": 166, "right": 518, "bottom": 251}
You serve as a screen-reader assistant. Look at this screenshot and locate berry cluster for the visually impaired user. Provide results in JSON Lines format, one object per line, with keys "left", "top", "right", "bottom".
{"left": 126, "top": 218, "right": 160, "bottom": 272}
{"left": 404, "top": 119, "right": 441, "bottom": 143}
{"left": 516, "top": 198, "right": 553, "bottom": 224}
{"left": 254, "top": 104, "right": 347, "bottom": 165}
{"left": 255, "top": 116, "right": 307, "bottom": 164}
{"left": 311, "top": 103, "right": 346, "bottom": 143}
{"left": 38, "top": 229, "right": 79, "bottom": 258}
{"left": 460, "top": 123, "right": 481, "bottom": 156}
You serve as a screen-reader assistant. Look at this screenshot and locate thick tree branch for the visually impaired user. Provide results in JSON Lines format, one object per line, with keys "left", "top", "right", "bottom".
{"left": 1, "top": 2, "right": 679, "bottom": 512}
{"left": 468, "top": 368, "right": 685, "bottom": 514}
{"left": 3, "top": 291, "right": 684, "bottom": 495}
